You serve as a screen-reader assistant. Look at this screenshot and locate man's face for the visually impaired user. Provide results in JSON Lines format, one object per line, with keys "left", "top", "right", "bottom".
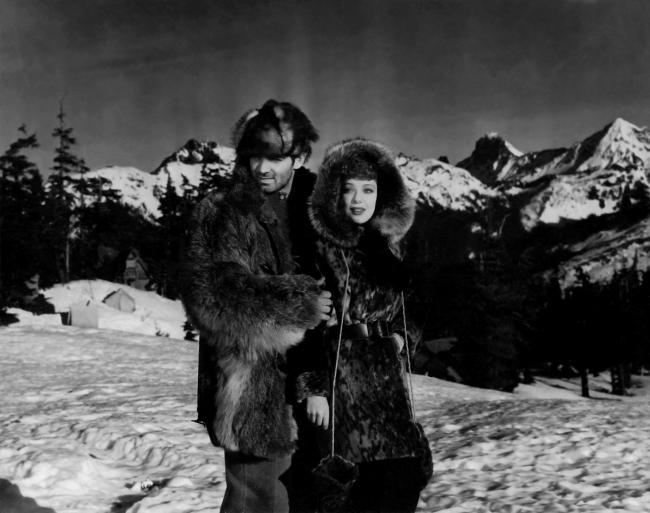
{"left": 250, "top": 153, "right": 306, "bottom": 195}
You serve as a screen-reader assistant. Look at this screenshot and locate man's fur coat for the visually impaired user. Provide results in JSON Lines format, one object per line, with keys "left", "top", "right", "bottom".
{"left": 181, "top": 164, "right": 322, "bottom": 458}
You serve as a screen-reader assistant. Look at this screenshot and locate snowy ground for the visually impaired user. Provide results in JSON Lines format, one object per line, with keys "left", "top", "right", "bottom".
{"left": 1, "top": 326, "right": 649, "bottom": 513}
{"left": 9, "top": 280, "right": 188, "bottom": 340}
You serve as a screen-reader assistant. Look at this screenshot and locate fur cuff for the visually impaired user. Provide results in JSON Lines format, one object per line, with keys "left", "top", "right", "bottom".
{"left": 295, "top": 371, "right": 330, "bottom": 403}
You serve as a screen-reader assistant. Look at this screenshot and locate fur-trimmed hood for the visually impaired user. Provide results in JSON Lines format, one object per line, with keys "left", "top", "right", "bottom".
{"left": 309, "top": 139, "right": 415, "bottom": 248}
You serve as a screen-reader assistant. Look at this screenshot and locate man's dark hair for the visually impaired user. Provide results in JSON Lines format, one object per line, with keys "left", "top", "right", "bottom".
{"left": 233, "top": 99, "right": 319, "bottom": 161}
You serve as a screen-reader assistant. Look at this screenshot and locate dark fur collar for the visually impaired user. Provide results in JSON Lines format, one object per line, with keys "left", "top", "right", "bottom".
{"left": 309, "top": 139, "right": 415, "bottom": 248}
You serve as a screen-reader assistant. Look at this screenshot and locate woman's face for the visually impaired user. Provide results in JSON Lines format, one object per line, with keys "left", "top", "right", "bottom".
{"left": 342, "top": 179, "right": 378, "bottom": 225}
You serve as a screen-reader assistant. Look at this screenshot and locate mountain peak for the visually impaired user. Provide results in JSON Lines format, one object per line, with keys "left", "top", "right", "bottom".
{"left": 607, "top": 117, "right": 639, "bottom": 134}
{"left": 153, "top": 139, "right": 235, "bottom": 173}
{"left": 573, "top": 118, "right": 650, "bottom": 173}
{"left": 456, "top": 133, "right": 522, "bottom": 185}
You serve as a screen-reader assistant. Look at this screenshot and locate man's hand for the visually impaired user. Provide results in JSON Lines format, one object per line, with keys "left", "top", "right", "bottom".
{"left": 317, "top": 289, "right": 332, "bottom": 321}
{"left": 305, "top": 396, "right": 330, "bottom": 429}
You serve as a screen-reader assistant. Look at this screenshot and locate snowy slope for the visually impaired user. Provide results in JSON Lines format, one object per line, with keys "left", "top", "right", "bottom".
{"left": 1, "top": 327, "right": 649, "bottom": 513}
{"left": 546, "top": 217, "right": 650, "bottom": 288}
{"left": 519, "top": 166, "right": 649, "bottom": 230}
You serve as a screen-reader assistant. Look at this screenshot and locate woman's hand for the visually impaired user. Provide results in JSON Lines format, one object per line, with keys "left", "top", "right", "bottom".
{"left": 391, "top": 333, "right": 405, "bottom": 353}
{"left": 305, "top": 396, "right": 330, "bottom": 429}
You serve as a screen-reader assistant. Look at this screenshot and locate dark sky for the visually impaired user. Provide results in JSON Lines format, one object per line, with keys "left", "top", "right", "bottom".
{"left": 1, "top": 0, "right": 649, "bottom": 174}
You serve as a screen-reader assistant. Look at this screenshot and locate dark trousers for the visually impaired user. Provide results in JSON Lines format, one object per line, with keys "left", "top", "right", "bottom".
{"left": 221, "top": 451, "right": 292, "bottom": 513}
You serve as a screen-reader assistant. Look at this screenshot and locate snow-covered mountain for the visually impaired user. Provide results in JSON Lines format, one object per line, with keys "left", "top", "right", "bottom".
{"left": 396, "top": 153, "right": 499, "bottom": 212}
{"left": 517, "top": 119, "right": 650, "bottom": 231}
{"left": 68, "top": 140, "right": 235, "bottom": 219}
{"left": 74, "top": 141, "right": 497, "bottom": 219}
{"left": 461, "top": 119, "right": 650, "bottom": 231}
{"left": 455, "top": 118, "right": 650, "bottom": 286}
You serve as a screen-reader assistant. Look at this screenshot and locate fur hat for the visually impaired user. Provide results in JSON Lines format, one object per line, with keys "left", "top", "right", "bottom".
{"left": 337, "top": 153, "right": 378, "bottom": 182}
{"left": 226, "top": 100, "right": 318, "bottom": 210}
{"left": 232, "top": 99, "right": 318, "bottom": 161}
{"left": 309, "top": 139, "right": 415, "bottom": 248}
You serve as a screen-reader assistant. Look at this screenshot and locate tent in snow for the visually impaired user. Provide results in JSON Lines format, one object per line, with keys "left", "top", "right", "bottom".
{"left": 102, "top": 288, "right": 136, "bottom": 313}
{"left": 67, "top": 301, "right": 99, "bottom": 328}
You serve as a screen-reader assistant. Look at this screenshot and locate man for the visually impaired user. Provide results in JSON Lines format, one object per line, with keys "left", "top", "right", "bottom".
{"left": 181, "top": 99, "right": 332, "bottom": 513}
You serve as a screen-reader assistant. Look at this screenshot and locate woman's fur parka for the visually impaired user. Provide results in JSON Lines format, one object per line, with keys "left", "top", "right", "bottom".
{"left": 302, "top": 139, "right": 421, "bottom": 463}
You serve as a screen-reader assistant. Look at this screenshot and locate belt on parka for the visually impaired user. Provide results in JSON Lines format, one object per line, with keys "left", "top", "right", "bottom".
{"left": 328, "top": 320, "right": 391, "bottom": 340}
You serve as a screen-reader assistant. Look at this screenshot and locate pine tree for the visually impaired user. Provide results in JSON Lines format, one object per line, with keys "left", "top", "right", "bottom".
{"left": 198, "top": 162, "right": 229, "bottom": 199}
{"left": 183, "top": 320, "right": 197, "bottom": 341}
{"left": 72, "top": 173, "right": 124, "bottom": 279}
{"left": 539, "top": 277, "right": 565, "bottom": 368}
{"left": 0, "top": 125, "right": 45, "bottom": 305}
{"left": 606, "top": 260, "right": 646, "bottom": 395}
{"left": 46, "top": 101, "right": 90, "bottom": 282}
{"left": 157, "top": 175, "right": 182, "bottom": 297}
{"left": 563, "top": 269, "right": 604, "bottom": 397}
{"left": 638, "top": 271, "right": 650, "bottom": 371}
{"left": 153, "top": 173, "right": 201, "bottom": 298}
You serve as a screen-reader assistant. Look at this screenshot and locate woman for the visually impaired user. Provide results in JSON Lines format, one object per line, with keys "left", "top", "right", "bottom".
{"left": 293, "top": 139, "right": 432, "bottom": 513}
